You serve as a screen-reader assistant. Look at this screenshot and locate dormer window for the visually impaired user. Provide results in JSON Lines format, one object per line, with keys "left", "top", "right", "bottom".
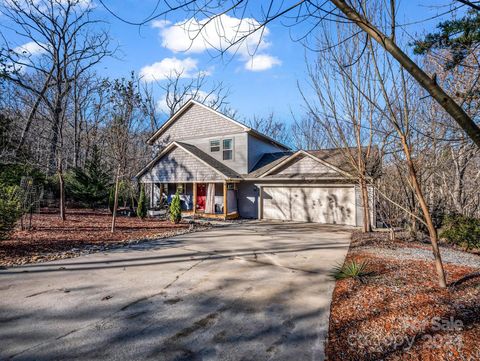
{"left": 210, "top": 140, "right": 220, "bottom": 152}
{"left": 223, "top": 139, "right": 233, "bottom": 160}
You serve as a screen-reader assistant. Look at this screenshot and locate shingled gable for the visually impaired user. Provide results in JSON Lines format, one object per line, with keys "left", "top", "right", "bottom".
{"left": 135, "top": 141, "right": 242, "bottom": 182}
{"left": 146, "top": 99, "right": 290, "bottom": 150}
{"left": 257, "top": 150, "right": 354, "bottom": 179}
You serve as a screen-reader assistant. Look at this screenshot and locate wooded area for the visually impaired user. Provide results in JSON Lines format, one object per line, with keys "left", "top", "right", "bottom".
{"left": 0, "top": 0, "right": 479, "bottom": 290}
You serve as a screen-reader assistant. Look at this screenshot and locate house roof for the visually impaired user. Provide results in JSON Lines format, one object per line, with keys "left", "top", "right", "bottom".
{"left": 261, "top": 172, "right": 348, "bottom": 179}
{"left": 306, "top": 149, "right": 357, "bottom": 174}
{"left": 251, "top": 149, "right": 355, "bottom": 179}
{"left": 247, "top": 151, "right": 294, "bottom": 178}
{"left": 136, "top": 138, "right": 372, "bottom": 183}
{"left": 146, "top": 99, "right": 290, "bottom": 150}
{"left": 135, "top": 141, "right": 242, "bottom": 180}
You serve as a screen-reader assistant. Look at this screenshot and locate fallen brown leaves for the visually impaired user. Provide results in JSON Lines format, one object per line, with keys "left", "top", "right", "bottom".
{"left": 0, "top": 208, "right": 193, "bottom": 267}
{"left": 326, "top": 233, "right": 480, "bottom": 361}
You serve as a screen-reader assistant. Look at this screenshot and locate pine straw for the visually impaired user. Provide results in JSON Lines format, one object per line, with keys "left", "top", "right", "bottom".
{"left": 326, "top": 232, "right": 480, "bottom": 361}
{"left": 0, "top": 209, "right": 197, "bottom": 267}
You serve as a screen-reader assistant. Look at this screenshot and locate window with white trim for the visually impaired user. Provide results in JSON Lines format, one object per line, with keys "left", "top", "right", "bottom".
{"left": 223, "top": 139, "right": 233, "bottom": 160}
{"left": 210, "top": 140, "right": 220, "bottom": 152}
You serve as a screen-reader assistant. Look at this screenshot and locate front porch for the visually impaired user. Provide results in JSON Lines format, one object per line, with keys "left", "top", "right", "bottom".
{"left": 145, "top": 181, "right": 239, "bottom": 220}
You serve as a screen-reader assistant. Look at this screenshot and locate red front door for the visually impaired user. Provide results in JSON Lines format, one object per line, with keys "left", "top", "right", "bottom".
{"left": 197, "top": 183, "right": 206, "bottom": 211}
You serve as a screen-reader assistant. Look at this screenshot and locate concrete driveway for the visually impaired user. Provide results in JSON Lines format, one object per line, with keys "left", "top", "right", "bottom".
{"left": 0, "top": 221, "right": 351, "bottom": 361}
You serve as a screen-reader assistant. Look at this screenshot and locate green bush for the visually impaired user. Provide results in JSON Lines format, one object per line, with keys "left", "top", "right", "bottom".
{"left": 66, "top": 146, "right": 110, "bottom": 208}
{"left": 440, "top": 214, "right": 480, "bottom": 250}
{"left": 169, "top": 191, "right": 182, "bottom": 224}
{"left": 137, "top": 185, "right": 147, "bottom": 219}
{"left": 330, "top": 260, "right": 371, "bottom": 282}
{"left": 0, "top": 184, "right": 23, "bottom": 240}
{"left": 0, "top": 163, "right": 45, "bottom": 187}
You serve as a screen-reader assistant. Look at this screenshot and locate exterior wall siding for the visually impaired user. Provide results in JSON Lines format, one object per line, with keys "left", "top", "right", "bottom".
{"left": 153, "top": 103, "right": 245, "bottom": 147}
{"left": 139, "top": 147, "right": 223, "bottom": 183}
{"left": 275, "top": 156, "right": 337, "bottom": 175}
{"left": 186, "top": 132, "right": 249, "bottom": 174}
{"left": 237, "top": 181, "right": 260, "bottom": 218}
{"left": 248, "top": 134, "right": 286, "bottom": 172}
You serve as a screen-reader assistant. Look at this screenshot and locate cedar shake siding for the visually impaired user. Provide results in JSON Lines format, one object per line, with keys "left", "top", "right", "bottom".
{"left": 185, "top": 132, "right": 249, "bottom": 174}
{"left": 273, "top": 155, "right": 339, "bottom": 176}
{"left": 139, "top": 146, "right": 223, "bottom": 183}
{"left": 152, "top": 103, "right": 245, "bottom": 147}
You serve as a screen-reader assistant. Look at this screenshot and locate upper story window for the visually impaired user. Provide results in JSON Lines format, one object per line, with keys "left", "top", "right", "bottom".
{"left": 210, "top": 140, "right": 220, "bottom": 152}
{"left": 223, "top": 139, "right": 233, "bottom": 160}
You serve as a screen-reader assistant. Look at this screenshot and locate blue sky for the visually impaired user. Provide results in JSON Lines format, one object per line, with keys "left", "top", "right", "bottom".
{"left": 3, "top": 0, "right": 467, "bottom": 123}
{"left": 99, "top": 1, "right": 309, "bottom": 122}
{"left": 97, "top": 0, "right": 464, "bottom": 122}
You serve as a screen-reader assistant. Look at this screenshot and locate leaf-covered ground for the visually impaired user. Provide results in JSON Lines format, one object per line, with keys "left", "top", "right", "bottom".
{"left": 0, "top": 209, "right": 194, "bottom": 267}
{"left": 326, "top": 232, "right": 480, "bottom": 361}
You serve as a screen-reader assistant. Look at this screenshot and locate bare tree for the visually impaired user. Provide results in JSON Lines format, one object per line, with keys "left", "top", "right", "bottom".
{"left": 367, "top": 38, "right": 448, "bottom": 287}
{"left": 0, "top": 0, "right": 112, "bottom": 219}
{"left": 246, "top": 112, "right": 290, "bottom": 145}
{"left": 419, "top": 53, "right": 480, "bottom": 217}
{"left": 105, "top": 73, "right": 148, "bottom": 232}
{"left": 291, "top": 116, "right": 326, "bottom": 150}
{"left": 98, "top": 0, "right": 480, "bottom": 147}
{"left": 146, "top": 70, "right": 231, "bottom": 118}
{"left": 300, "top": 22, "right": 381, "bottom": 232}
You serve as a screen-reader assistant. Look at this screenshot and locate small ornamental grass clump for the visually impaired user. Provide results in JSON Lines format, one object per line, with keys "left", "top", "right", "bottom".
{"left": 169, "top": 191, "right": 182, "bottom": 224}
{"left": 331, "top": 259, "right": 371, "bottom": 282}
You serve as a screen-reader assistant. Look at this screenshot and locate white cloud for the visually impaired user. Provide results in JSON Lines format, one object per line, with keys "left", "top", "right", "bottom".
{"left": 13, "top": 41, "right": 47, "bottom": 57}
{"left": 151, "top": 19, "right": 171, "bottom": 29}
{"left": 139, "top": 57, "right": 198, "bottom": 82}
{"left": 155, "top": 14, "right": 280, "bottom": 71}
{"left": 245, "top": 54, "right": 281, "bottom": 71}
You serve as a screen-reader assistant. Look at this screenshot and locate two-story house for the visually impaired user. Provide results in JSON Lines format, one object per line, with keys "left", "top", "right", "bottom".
{"left": 136, "top": 99, "right": 374, "bottom": 226}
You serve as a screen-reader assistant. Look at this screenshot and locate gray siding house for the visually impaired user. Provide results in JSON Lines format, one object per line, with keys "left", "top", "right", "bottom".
{"left": 136, "top": 99, "right": 374, "bottom": 226}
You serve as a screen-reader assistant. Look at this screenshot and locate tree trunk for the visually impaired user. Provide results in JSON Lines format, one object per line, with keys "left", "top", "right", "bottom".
{"left": 16, "top": 69, "right": 54, "bottom": 156}
{"left": 48, "top": 103, "right": 63, "bottom": 176}
{"left": 111, "top": 167, "right": 120, "bottom": 233}
{"left": 330, "top": 0, "right": 480, "bottom": 147}
{"left": 48, "top": 118, "right": 60, "bottom": 176}
{"left": 57, "top": 160, "right": 66, "bottom": 221}
{"left": 359, "top": 178, "right": 372, "bottom": 232}
{"left": 401, "top": 136, "right": 447, "bottom": 288}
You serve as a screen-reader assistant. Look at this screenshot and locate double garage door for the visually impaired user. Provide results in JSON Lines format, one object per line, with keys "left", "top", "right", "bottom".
{"left": 262, "top": 186, "right": 356, "bottom": 226}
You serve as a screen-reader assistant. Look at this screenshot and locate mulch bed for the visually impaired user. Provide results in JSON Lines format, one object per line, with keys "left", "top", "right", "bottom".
{"left": 0, "top": 208, "right": 196, "bottom": 267}
{"left": 326, "top": 232, "right": 480, "bottom": 361}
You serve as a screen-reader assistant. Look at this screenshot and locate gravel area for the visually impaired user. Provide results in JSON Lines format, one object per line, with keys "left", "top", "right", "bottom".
{"left": 357, "top": 244, "right": 480, "bottom": 269}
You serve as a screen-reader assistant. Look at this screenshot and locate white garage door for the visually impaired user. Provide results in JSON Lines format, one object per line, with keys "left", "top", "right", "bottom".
{"left": 262, "top": 186, "right": 356, "bottom": 225}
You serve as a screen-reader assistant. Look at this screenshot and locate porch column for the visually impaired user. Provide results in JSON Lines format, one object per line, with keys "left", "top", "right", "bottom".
{"left": 193, "top": 182, "right": 197, "bottom": 215}
{"left": 259, "top": 186, "right": 263, "bottom": 220}
{"left": 223, "top": 181, "right": 228, "bottom": 220}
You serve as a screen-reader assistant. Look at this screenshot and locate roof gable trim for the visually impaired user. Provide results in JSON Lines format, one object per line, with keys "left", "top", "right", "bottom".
{"left": 136, "top": 141, "right": 229, "bottom": 180}
{"left": 259, "top": 150, "right": 354, "bottom": 178}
